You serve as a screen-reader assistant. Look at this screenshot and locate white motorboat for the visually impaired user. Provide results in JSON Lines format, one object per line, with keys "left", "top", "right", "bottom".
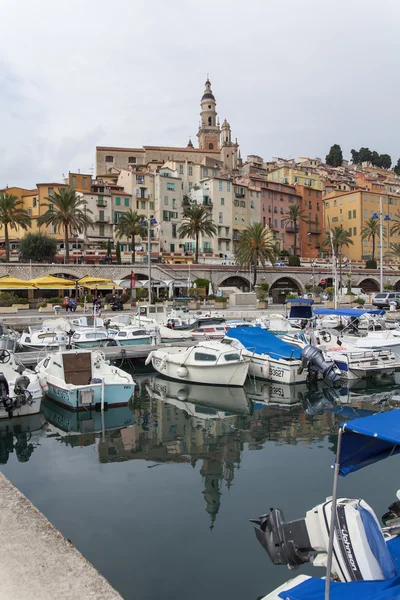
{"left": 145, "top": 341, "right": 250, "bottom": 387}
{"left": 251, "top": 409, "right": 400, "bottom": 599}
{"left": 226, "top": 328, "right": 340, "bottom": 385}
{"left": 18, "top": 325, "right": 70, "bottom": 351}
{"left": 0, "top": 324, "right": 19, "bottom": 351}
{"left": 0, "top": 350, "right": 42, "bottom": 418}
{"left": 70, "top": 327, "right": 111, "bottom": 348}
{"left": 36, "top": 349, "right": 135, "bottom": 410}
{"left": 108, "top": 326, "right": 152, "bottom": 346}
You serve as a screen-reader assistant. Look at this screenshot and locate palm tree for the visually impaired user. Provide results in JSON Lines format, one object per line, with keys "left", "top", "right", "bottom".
{"left": 390, "top": 214, "right": 400, "bottom": 236}
{"left": 178, "top": 205, "right": 217, "bottom": 264}
{"left": 235, "top": 223, "right": 276, "bottom": 287}
{"left": 282, "top": 204, "right": 309, "bottom": 256}
{"left": 114, "top": 210, "right": 147, "bottom": 264}
{"left": 322, "top": 226, "right": 353, "bottom": 290}
{"left": 38, "top": 188, "right": 94, "bottom": 264}
{"left": 0, "top": 193, "right": 31, "bottom": 262}
{"left": 386, "top": 242, "right": 400, "bottom": 261}
{"left": 361, "top": 218, "right": 384, "bottom": 261}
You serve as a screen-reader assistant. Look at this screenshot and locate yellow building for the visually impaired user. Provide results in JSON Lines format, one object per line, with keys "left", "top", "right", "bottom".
{"left": 36, "top": 183, "right": 69, "bottom": 238}
{"left": 267, "top": 166, "right": 324, "bottom": 190}
{"left": 323, "top": 190, "right": 400, "bottom": 261}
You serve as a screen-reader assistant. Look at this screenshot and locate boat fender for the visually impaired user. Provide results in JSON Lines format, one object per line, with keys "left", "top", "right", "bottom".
{"left": 177, "top": 365, "right": 188, "bottom": 378}
{"left": 145, "top": 351, "right": 154, "bottom": 366}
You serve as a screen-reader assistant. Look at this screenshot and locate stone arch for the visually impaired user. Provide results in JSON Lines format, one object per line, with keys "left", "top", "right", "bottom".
{"left": 358, "top": 278, "right": 380, "bottom": 292}
{"left": 51, "top": 272, "right": 79, "bottom": 280}
{"left": 270, "top": 276, "right": 304, "bottom": 304}
{"left": 209, "top": 143, "right": 214, "bottom": 150}
{"left": 219, "top": 275, "right": 250, "bottom": 291}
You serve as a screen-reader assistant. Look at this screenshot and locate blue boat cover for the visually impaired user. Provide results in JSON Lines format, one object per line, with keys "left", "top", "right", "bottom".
{"left": 226, "top": 327, "right": 302, "bottom": 361}
{"left": 314, "top": 307, "right": 385, "bottom": 317}
{"left": 339, "top": 409, "right": 400, "bottom": 476}
{"left": 279, "top": 536, "right": 400, "bottom": 599}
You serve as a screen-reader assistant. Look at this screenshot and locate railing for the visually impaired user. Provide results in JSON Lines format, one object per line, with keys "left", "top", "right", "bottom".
{"left": 285, "top": 225, "right": 299, "bottom": 233}
{"left": 96, "top": 200, "right": 107, "bottom": 207}
{"left": 96, "top": 217, "right": 111, "bottom": 223}
{"left": 234, "top": 192, "right": 245, "bottom": 198}
{"left": 135, "top": 191, "right": 152, "bottom": 199}
{"left": 309, "top": 226, "right": 320, "bottom": 234}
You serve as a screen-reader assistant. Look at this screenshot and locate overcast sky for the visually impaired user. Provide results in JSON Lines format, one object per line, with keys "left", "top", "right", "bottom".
{"left": 1, "top": 0, "right": 400, "bottom": 188}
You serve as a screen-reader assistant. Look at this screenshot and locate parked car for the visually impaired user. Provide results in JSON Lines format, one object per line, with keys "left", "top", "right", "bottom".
{"left": 372, "top": 292, "right": 400, "bottom": 308}
{"left": 274, "top": 262, "right": 287, "bottom": 268}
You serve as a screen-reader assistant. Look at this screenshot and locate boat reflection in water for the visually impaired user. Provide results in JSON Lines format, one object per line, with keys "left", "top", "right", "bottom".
{"left": 41, "top": 395, "right": 135, "bottom": 442}
{"left": 244, "top": 379, "right": 308, "bottom": 407}
{"left": 0, "top": 412, "right": 45, "bottom": 464}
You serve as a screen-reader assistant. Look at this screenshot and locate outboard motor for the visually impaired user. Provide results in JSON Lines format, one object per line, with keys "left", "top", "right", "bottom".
{"left": 13, "top": 375, "right": 32, "bottom": 408}
{"left": 0, "top": 372, "right": 13, "bottom": 418}
{"left": 300, "top": 345, "right": 341, "bottom": 383}
{"left": 251, "top": 497, "right": 397, "bottom": 583}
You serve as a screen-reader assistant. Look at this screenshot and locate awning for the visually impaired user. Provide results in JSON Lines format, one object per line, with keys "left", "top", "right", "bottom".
{"left": 28, "top": 275, "right": 77, "bottom": 289}
{"left": 339, "top": 409, "right": 400, "bottom": 476}
{"left": 78, "top": 276, "right": 114, "bottom": 286}
{"left": 0, "top": 275, "right": 36, "bottom": 289}
{"left": 314, "top": 308, "right": 385, "bottom": 317}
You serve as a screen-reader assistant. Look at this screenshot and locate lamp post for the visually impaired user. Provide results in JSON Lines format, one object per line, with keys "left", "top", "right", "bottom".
{"left": 300, "top": 232, "right": 311, "bottom": 259}
{"left": 372, "top": 197, "right": 390, "bottom": 293}
{"left": 141, "top": 208, "right": 157, "bottom": 304}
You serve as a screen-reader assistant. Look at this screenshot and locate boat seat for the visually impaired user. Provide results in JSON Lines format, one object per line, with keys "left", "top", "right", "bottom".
{"left": 356, "top": 504, "right": 397, "bottom": 579}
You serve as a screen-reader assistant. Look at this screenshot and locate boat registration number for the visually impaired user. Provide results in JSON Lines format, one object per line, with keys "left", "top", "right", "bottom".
{"left": 271, "top": 386, "right": 284, "bottom": 397}
{"left": 154, "top": 358, "right": 162, "bottom": 368}
{"left": 270, "top": 366, "right": 284, "bottom": 378}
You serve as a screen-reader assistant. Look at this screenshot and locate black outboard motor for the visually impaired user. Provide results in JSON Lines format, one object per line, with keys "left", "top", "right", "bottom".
{"left": 300, "top": 345, "right": 341, "bottom": 383}
{"left": 250, "top": 508, "right": 313, "bottom": 569}
{"left": 0, "top": 372, "right": 14, "bottom": 418}
{"left": 13, "top": 375, "right": 32, "bottom": 408}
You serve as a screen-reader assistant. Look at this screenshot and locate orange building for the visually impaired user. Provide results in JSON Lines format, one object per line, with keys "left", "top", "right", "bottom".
{"left": 295, "top": 184, "right": 323, "bottom": 258}
{"left": 67, "top": 172, "right": 92, "bottom": 193}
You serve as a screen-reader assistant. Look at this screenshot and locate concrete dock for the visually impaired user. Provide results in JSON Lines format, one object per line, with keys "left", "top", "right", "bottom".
{"left": 0, "top": 472, "right": 122, "bottom": 599}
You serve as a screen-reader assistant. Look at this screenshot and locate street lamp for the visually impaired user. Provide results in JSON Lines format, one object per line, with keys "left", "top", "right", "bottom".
{"left": 372, "top": 197, "right": 390, "bottom": 293}
{"left": 300, "top": 232, "right": 311, "bottom": 258}
{"left": 141, "top": 214, "right": 158, "bottom": 304}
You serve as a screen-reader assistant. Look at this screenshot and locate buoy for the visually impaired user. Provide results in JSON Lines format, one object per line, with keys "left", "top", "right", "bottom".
{"left": 177, "top": 388, "right": 188, "bottom": 401}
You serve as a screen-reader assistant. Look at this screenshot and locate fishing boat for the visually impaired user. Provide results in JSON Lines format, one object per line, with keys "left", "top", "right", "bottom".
{"left": 18, "top": 325, "right": 69, "bottom": 351}
{"left": 251, "top": 409, "right": 400, "bottom": 599}
{"left": 145, "top": 341, "right": 250, "bottom": 386}
{"left": 190, "top": 324, "right": 227, "bottom": 340}
{"left": 36, "top": 349, "right": 135, "bottom": 410}
{"left": 226, "top": 328, "right": 340, "bottom": 385}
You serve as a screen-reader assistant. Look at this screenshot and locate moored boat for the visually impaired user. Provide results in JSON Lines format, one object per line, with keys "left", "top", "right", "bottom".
{"left": 36, "top": 349, "right": 135, "bottom": 410}
{"left": 145, "top": 341, "right": 250, "bottom": 386}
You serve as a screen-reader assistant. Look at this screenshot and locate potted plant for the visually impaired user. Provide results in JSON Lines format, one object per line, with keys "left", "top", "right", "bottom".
{"left": 188, "top": 288, "right": 201, "bottom": 310}
{"left": 214, "top": 296, "right": 228, "bottom": 309}
{"left": 256, "top": 282, "right": 269, "bottom": 309}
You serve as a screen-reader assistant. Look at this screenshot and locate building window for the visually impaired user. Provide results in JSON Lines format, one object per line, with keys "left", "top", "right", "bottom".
{"left": 82, "top": 177, "right": 87, "bottom": 190}
{"left": 188, "top": 182, "right": 193, "bottom": 191}
{"left": 273, "top": 206, "right": 277, "bottom": 213}
{"left": 268, "top": 192, "right": 271, "bottom": 199}
{"left": 280, "top": 220, "right": 284, "bottom": 228}
{"left": 326, "top": 202, "right": 329, "bottom": 209}
{"left": 179, "top": 165, "right": 184, "bottom": 175}
{"left": 353, "top": 227, "right": 357, "bottom": 235}
{"left": 242, "top": 215, "right": 245, "bottom": 224}
{"left": 280, "top": 207, "right": 284, "bottom": 214}
{"left": 105, "top": 156, "right": 113, "bottom": 163}
{"left": 116, "top": 197, "right": 121, "bottom": 206}
{"left": 316, "top": 202, "right": 319, "bottom": 211}
{"left": 27, "top": 208, "right": 32, "bottom": 216}
{"left": 212, "top": 169, "right": 217, "bottom": 176}
{"left": 33, "top": 198, "right": 37, "bottom": 207}
{"left": 227, "top": 182, "right": 231, "bottom": 192}
{"left": 209, "top": 143, "right": 213, "bottom": 149}
{"left": 251, "top": 199, "right": 254, "bottom": 209}
{"left": 163, "top": 211, "right": 170, "bottom": 222}
{"left": 48, "top": 187, "right": 54, "bottom": 197}
{"left": 141, "top": 200, "right": 145, "bottom": 210}
{"left": 172, "top": 199, "right": 177, "bottom": 209}
{"left": 220, "top": 197, "right": 224, "bottom": 205}
{"left": 203, "top": 168, "right": 208, "bottom": 176}
{"left": 124, "top": 197, "right": 129, "bottom": 207}
{"left": 188, "top": 166, "right": 193, "bottom": 176}
{"left": 99, "top": 224, "right": 105, "bottom": 236}
{"left": 353, "top": 209, "right": 356, "bottom": 218}
{"left": 274, "top": 219, "right": 278, "bottom": 228}
{"left": 219, "top": 181, "right": 223, "bottom": 191}
{"left": 164, "top": 196, "right": 168, "bottom": 206}
{"left": 348, "top": 210, "right": 351, "bottom": 219}
{"left": 114, "top": 211, "right": 122, "bottom": 224}
{"left": 71, "top": 175, "right": 76, "bottom": 188}
{"left": 150, "top": 201, "right": 154, "bottom": 210}
{"left": 219, "top": 212, "right": 223, "bottom": 224}
{"left": 308, "top": 188, "right": 311, "bottom": 196}
{"left": 48, "top": 203, "right": 54, "bottom": 212}
{"left": 128, "top": 156, "right": 136, "bottom": 164}
{"left": 172, "top": 224, "right": 177, "bottom": 238}
{"left": 167, "top": 183, "right": 175, "bottom": 191}
{"left": 235, "top": 213, "right": 238, "bottom": 224}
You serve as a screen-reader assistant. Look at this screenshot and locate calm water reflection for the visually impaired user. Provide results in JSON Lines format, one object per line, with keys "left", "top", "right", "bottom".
{"left": 1, "top": 375, "right": 400, "bottom": 599}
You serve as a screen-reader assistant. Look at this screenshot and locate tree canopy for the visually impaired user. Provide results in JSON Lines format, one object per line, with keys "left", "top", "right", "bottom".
{"left": 178, "top": 205, "right": 217, "bottom": 264}
{"left": 350, "top": 147, "right": 392, "bottom": 169}
{"left": 0, "top": 193, "right": 31, "bottom": 262}
{"left": 235, "top": 223, "right": 276, "bottom": 287}
{"left": 114, "top": 210, "right": 146, "bottom": 264}
{"left": 325, "top": 144, "right": 343, "bottom": 167}
{"left": 19, "top": 233, "right": 57, "bottom": 262}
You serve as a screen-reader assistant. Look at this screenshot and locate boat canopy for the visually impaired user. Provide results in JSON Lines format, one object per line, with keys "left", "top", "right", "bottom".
{"left": 226, "top": 328, "right": 302, "bottom": 361}
{"left": 314, "top": 307, "right": 385, "bottom": 317}
{"left": 285, "top": 298, "right": 314, "bottom": 319}
{"left": 339, "top": 409, "right": 400, "bottom": 476}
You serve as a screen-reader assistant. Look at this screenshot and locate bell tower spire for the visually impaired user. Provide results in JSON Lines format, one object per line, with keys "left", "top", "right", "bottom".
{"left": 197, "top": 78, "right": 220, "bottom": 151}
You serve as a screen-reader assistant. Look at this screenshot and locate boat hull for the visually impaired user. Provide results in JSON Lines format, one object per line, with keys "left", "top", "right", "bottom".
{"left": 72, "top": 340, "right": 110, "bottom": 349}
{"left": 245, "top": 353, "right": 306, "bottom": 384}
{"left": 151, "top": 357, "right": 249, "bottom": 387}
{"left": 116, "top": 337, "right": 152, "bottom": 346}
{"left": 44, "top": 381, "right": 134, "bottom": 410}
{"left": 0, "top": 394, "right": 42, "bottom": 419}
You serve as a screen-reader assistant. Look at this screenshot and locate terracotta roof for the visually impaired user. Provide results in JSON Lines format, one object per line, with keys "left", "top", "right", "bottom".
{"left": 96, "top": 146, "right": 144, "bottom": 152}
{"left": 36, "top": 182, "right": 68, "bottom": 187}
{"left": 144, "top": 145, "right": 220, "bottom": 154}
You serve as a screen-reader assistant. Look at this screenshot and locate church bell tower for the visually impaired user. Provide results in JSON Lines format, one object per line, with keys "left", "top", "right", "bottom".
{"left": 197, "top": 78, "right": 220, "bottom": 151}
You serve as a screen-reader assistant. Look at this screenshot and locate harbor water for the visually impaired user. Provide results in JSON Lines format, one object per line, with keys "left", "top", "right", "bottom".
{"left": 1, "top": 371, "right": 400, "bottom": 599}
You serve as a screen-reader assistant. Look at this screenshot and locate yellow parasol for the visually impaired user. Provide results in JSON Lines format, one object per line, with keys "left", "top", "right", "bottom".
{"left": 82, "top": 283, "right": 123, "bottom": 290}
{"left": 27, "top": 275, "right": 77, "bottom": 289}
{"left": 0, "top": 275, "right": 37, "bottom": 289}
{"left": 77, "top": 276, "right": 114, "bottom": 286}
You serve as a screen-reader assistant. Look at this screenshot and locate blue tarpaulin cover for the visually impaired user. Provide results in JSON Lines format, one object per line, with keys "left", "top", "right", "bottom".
{"left": 339, "top": 409, "right": 400, "bottom": 476}
{"left": 226, "top": 327, "right": 302, "bottom": 361}
{"left": 314, "top": 307, "right": 385, "bottom": 317}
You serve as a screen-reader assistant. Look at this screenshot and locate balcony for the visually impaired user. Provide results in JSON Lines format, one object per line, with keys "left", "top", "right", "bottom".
{"left": 309, "top": 225, "right": 320, "bottom": 234}
{"left": 285, "top": 225, "right": 299, "bottom": 233}
{"left": 136, "top": 191, "right": 151, "bottom": 199}
{"left": 96, "top": 216, "right": 110, "bottom": 223}
{"left": 96, "top": 199, "right": 107, "bottom": 207}
{"left": 203, "top": 200, "right": 213, "bottom": 207}
{"left": 234, "top": 192, "right": 245, "bottom": 199}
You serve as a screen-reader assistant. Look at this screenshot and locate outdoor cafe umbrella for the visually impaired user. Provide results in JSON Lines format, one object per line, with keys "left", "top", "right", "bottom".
{"left": 27, "top": 275, "right": 77, "bottom": 289}
{"left": 0, "top": 275, "right": 36, "bottom": 289}
{"left": 77, "top": 276, "right": 114, "bottom": 287}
